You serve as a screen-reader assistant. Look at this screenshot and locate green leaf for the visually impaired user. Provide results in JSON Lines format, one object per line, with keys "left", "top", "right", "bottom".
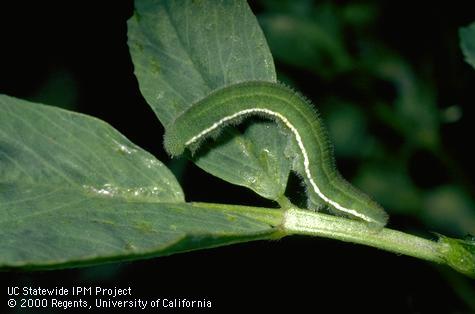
{"left": 438, "top": 235, "right": 475, "bottom": 278}
{"left": 128, "top": 0, "right": 276, "bottom": 127}
{"left": 0, "top": 95, "right": 282, "bottom": 268}
{"left": 128, "top": 0, "right": 292, "bottom": 202}
{"left": 193, "top": 121, "right": 292, "bottom": 200}
{"left": 460, "top": 22, "right": 475, "bottom": 69}
{"left": 0, "top": 95, "right": 183, "bottom": 203}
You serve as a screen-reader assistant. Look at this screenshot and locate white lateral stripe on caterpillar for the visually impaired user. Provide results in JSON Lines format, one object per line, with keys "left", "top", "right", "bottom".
{"left": 184, "top": 108, "right": 376, "bottom": 223}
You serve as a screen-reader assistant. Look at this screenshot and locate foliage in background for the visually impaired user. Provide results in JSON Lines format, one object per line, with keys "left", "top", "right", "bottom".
{"left": 259, "top": 0, "right": 475, "bottom": 237}
{"left": 258, "top": 1, "right": 475, "bottom": 307}
{"left": 1, "top": 0, "right": 474, "bottom": 311}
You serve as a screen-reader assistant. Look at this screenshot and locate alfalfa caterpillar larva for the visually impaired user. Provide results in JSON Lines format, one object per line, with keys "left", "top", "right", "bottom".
{"left": 164, "top": 81, "right": 388, "bottom": 228}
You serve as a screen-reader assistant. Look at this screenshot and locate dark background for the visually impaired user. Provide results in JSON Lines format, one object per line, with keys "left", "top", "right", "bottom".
{"left": 1, "top": 0, "right": 475, "bottom": 313}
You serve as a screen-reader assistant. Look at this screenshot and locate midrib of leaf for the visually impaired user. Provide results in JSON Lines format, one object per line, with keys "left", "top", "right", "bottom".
{"left": 1, "top": 191, "right": 284, "bottom": 269}
{"left": 162, "top": 3, "right": 213, "bottom": 89}
{"left": 1, "top": 93, "right": 287, "bottom": 269}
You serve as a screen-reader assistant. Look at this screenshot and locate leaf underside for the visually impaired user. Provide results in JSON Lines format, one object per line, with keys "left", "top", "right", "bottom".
{"left": 0, "top": 95, "right": 281, "bottom": 268}
{"left": 128, "top": 0, "right": 293, "bottom": 201}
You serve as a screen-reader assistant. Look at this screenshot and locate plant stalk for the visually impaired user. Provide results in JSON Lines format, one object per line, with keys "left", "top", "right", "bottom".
{"left": 193, "top": 203, "right": 474, "bottom": 277}
{"left": 283, "top": 208, "right": 474, "bottom": 278}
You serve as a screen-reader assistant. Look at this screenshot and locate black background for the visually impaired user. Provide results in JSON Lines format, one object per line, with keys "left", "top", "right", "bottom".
{"left": 1, "top": 1, "right": 474, "bottom": 313}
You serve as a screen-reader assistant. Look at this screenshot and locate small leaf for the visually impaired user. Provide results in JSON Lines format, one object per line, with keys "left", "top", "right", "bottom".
{"left": 438, "top": 235, "right": 475, "bottom": 278}
{"left": 128, "top": 0, "right": 276, "bottom": 128}
{"left": 0, "top": 95, "right": 282, "bottom": 268}
{"left": 194, "top": 121, "right": 292, "bottom": 200}
{"left": 128, "top": 0, "right": 292, "bottom": 202}
{"left": 460, "top": 22, "right": 475, "bottom": 70}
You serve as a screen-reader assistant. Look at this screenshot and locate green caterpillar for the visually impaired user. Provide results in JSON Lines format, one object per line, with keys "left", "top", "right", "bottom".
{"left": 164, "top": 81, "right": 388, "bottom": 228}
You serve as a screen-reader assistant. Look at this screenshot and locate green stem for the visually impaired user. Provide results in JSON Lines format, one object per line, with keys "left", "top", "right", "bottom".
{"left": 283, "top": 208, "right": 441, "bottom": 263}
{"left": 193, "top": 203, "right": 474, "bottom": 277}
{"left": 282, "top": 208, "right": 474, "bottom": 277}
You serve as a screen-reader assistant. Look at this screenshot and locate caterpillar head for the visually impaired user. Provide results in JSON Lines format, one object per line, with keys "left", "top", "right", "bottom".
{"left": 163, "top": 126, "right": 185, "bottom": 157}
